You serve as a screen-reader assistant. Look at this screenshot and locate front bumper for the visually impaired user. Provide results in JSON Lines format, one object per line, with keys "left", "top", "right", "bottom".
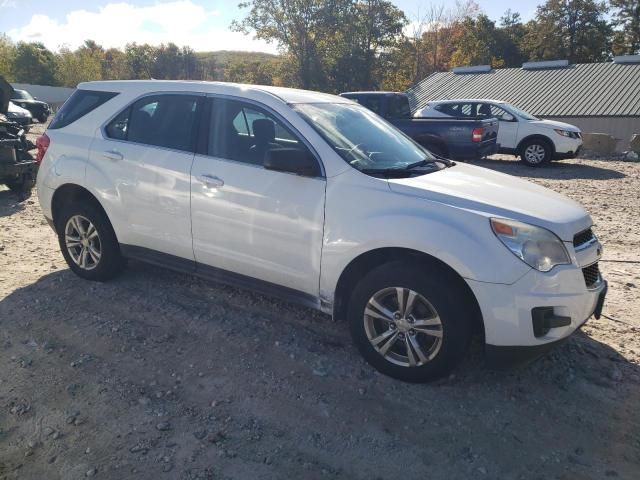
{"left": 553, "top": 136, "right": 583, "bottom": 159}
{"left": 485, "top": 281, "right": 607, "bottom": 366}
{"left": 467, "top": 260, "right": 607, "bottom": 365}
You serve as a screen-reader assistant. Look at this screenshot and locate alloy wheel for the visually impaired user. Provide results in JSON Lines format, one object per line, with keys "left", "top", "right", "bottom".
{"left": 363, "top": 287, "right": 443, "bottom": 367}
{"left": 65, "top": 215, "right": 102, "bottom": 270}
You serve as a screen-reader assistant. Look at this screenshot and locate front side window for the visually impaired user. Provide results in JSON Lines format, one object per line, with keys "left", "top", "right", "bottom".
{"left": 293, "top": 102, "right": 446, "bottom": 175}
{"left": 208, "top": 98, "right": 311, "bottom": 166}
{"left": 489, "top": 104, "right": 515, "bottom": 122}
{"left": 12, "top": 90, "right": 33, "bottom": 101}
{"left": 105, "top": 94, "right": 200, "bottom": 152}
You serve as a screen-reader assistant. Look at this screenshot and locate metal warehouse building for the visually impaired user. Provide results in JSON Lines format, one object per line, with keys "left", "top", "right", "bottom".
{"left": 406, "top": 56, "right": 640, "bottom": 152}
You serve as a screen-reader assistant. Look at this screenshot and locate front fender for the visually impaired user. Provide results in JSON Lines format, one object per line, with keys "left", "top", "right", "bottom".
{"left": 320, "top": 170, "right": 530, "bottom": 302}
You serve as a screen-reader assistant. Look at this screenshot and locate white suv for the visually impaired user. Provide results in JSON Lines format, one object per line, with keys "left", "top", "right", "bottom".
{"left": 36, "top": 81, "right": 606, "bottom": 382}
{"left": 415, "top": 100, "right": 583, "bottom": 167}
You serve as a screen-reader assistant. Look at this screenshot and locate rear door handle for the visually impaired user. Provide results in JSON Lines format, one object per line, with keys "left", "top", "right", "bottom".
{"left": 103, "top": 149, "right": 123, "bottom": 161}
{"left": 197, "top": 174, "right": 224, "bottom": 188}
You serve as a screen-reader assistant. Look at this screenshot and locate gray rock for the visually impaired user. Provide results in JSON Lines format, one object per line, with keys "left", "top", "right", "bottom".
{"left": 156, "top": 421, "right": 172, "bottom": 431}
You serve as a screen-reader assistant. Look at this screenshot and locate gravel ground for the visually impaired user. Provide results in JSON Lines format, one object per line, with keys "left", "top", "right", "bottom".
{"left": 1, "top": 124, "right": 639, "bottom": 479}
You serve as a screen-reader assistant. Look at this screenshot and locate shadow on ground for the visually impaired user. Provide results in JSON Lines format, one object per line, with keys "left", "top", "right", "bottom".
{"left": 1, "top": 264, "right": 638, "bottom": 480}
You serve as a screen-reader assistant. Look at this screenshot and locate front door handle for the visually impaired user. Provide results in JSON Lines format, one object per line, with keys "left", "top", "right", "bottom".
{"left": 103, "top": 149, "right": 123, "bottom": 161}
{"left": 197, "top": 174, "right": 224, "bottom": 188}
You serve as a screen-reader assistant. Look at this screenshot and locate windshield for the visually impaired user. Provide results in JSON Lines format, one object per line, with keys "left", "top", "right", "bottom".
{"left": 506, "top": 104, "right": 538, "bottom": 121}
{"left": 12, "top": 90, "right": 33, "bottom": 101}
{"left": 293, "top": 102, "right": 446, "bottom": 174}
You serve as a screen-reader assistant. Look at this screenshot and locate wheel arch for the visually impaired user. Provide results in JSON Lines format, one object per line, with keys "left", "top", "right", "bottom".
{"left": 517, "top": 134, "right": 555, "bottom": 156}
{"left": 51, "top": 183, "right": 115, "bottom": 237}
{"left": 332, "top": 247, "right": 484, "bottom": 337}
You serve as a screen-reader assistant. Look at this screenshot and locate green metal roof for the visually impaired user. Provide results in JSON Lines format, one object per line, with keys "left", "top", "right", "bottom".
{"left": 406, "top": 62, "right": 640, "bottom": 117}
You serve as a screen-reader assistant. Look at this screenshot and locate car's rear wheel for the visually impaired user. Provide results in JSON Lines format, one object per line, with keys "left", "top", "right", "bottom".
{"left": 519, "top": 139, "right": 552, "bottom": 167}
{"left": 348, "top": 261, "right": 473, "bottom": 382}
{"left": 56, "top": 202, "right": 125, "bottom": 281}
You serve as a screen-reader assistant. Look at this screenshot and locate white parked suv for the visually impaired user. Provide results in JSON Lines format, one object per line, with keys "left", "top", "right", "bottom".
{"left": 36, "top": 81, "right": 606, "bottom": 382}
{"left": 414, "top": 99, "right": 583, "bottom": 167}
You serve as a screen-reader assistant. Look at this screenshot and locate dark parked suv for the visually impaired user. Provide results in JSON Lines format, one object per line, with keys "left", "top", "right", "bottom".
{"left": 11, "top": 88, "right": 50, "bottom": 123}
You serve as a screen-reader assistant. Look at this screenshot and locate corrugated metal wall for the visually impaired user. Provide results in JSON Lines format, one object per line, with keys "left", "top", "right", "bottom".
{"left": 543, "top": 116, "right": 640, "bottom": 152}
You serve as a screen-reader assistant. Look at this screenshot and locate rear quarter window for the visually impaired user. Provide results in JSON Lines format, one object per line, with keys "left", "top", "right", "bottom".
{"left": 49, "top": 89, "right": 118, "bottom": 130}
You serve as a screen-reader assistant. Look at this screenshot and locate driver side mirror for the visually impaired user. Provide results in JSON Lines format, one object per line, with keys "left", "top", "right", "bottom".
{"left": 264, "top": 148, "right": 320, "bottom": 177}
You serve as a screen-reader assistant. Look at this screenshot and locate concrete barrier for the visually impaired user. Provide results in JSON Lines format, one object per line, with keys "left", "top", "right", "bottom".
{"left": 10, "top": 84, "right": 75, "bottom": 111}
{"left": 582, "top": 133, "right": 619, "bottom": 155}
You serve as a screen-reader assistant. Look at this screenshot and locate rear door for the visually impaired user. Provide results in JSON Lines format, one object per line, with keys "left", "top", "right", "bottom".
{"left": 190, "top": 96, "right": 326, "bottom": 296}
{"left": 88, "top": 92, "right": 203, "bottom": 261}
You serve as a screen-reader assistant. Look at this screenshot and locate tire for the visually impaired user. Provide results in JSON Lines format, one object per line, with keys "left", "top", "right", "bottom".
{"left": 6, "top": 174, "right": 36, "bottom": 201}
{"left": 56, "top": 201, "right": 125, "bottom": 281}
{"left": 347, "top": 260, "right": 474, "bottom": 382}
{"left": 519, "top": 138, "right": 552, "bottom": 167}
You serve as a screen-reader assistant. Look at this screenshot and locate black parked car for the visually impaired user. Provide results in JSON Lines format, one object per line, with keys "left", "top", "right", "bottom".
{"left": 10, "top": 88, "right": 50, "bottom": 123}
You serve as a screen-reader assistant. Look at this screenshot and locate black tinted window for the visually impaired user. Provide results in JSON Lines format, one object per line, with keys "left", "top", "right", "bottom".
{"left": 106, "top": 94, "right": 200, "bottom": 152}
{"left": 12, "top": 90, "right": 33, "bottom": 101}
{"left": 208, "top": 98, "right": 309, "bottom": 166}
{"left": 388, "top": 95, "right": 411, "bottom": 119}
{"left": 49, "top": 90, "right": 118, "bottom": 129}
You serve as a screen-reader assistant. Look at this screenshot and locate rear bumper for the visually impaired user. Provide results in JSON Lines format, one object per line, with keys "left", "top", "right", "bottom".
{"left": 453, "top": 141, "right": 498, "bottom": 160}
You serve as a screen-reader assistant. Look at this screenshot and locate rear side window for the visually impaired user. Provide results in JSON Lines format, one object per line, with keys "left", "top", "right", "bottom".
{"left": 105, "top": 94, "right": 200, "bottom": 152}
{"left": 49, "top": 90, "right": 118, "bottom": 130}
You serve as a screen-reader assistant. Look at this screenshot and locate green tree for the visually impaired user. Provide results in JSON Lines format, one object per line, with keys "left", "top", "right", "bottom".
{"left": 125, "top": 43, "right": 157, "bottom": 79}
{"left": 232, "top": 0, "right": 342, "bottom": 89}
{"left": 328, "top": 0, "right": 406, "bottom": 91}
{"left": 0, "top": 34, "right": 15, "bottom": 81}
{"left": 54, "top": 43, "right": 103, "bottom": 87}
{"left": 13, "top": 42, "right": 56, "bottom": 85}
{"left": 522, "top": 0, "right": 611, "bottom": 63}
{"left": 450, "top": 15, "right": 505, "bottom": 67}
{"left": 102, "top": 48, "right": 131, "bottom": 80}
{"left": 498, "top": 10, "right": 528, "bottom": 67}
{"left": 611, "top": 0, "right": 640, "bottom": 54}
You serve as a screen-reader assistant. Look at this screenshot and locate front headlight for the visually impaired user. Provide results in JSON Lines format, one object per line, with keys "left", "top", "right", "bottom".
{"left": 554, "top": 129, "right": 574, "bottom": 138}
{"left": 490, "top": 218, "right": 570, "bottom": 272}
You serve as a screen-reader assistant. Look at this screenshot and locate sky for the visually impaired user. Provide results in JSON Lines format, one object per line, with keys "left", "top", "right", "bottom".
{"left": 0, "top": 0, "right": 543, "bottom": 54}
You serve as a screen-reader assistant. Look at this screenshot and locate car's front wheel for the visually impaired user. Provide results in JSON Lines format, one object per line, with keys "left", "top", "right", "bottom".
{"left": 519, "top": 139, "right": 552, "bottom": 167}
{"left": 348, "top": 261, "right": 473, "bottom": 382}
{"left": 56, "top": 202, "right": 125, "bottom": 281}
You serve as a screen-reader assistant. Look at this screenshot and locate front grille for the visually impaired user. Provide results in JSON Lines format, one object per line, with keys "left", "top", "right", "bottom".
{"left": 582, "top": 263, "right": 601, "bottom": 289}
{"left": 573, "top": 228, "right": 595, "bottom": 249}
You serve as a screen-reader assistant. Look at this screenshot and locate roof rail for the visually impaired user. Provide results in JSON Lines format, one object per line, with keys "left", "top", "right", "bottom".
{"left": 452, "top": 65, "right": 491, "bottom": 74}
{"left": 522, "top": 60, "right": 569, "bottom": 70}
{"left": 614, "top": 55, "right": 640, "bottom": 64}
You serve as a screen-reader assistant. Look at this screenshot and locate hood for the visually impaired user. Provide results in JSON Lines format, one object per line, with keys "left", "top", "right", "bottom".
{"left": 387, "top": 163, "right": 591, "bottom": 241}
{"left": 530, "top": 119, "right": 581, "bottom": 132}
{"left": 8, "top": 101, "right": 31, "bottom": 116}
{"left": 0, "top": 76, "right": 13, "bottom": 115}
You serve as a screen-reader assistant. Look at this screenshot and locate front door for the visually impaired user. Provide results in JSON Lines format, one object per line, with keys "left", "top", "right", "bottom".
{"left": 190, "top": 97, "right": 326, "bottom": 296}
{"left": 478, "top": 103, "right": 519, "bottom": 149}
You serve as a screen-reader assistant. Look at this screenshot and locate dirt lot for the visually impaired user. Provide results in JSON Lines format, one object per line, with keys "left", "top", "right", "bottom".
{"left": 1, "top": 124, "right": 639, "bottom": 479}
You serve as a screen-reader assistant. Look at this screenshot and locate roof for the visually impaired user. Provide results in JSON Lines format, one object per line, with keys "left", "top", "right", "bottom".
{"left": 79, "top": 80, "right": 348, "bottom": 105}
{"left": 406, "top": 62, "right": 640, "bottom": 117}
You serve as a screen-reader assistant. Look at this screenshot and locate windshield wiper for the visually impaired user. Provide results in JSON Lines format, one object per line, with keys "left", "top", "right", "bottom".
{"left": 405, "top": 156, "right": 454, "bottom": 170}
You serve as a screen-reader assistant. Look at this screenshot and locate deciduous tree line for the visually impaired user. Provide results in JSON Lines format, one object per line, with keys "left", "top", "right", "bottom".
{"left": 0, "top": 0, "right": 637, "bottom": 92}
